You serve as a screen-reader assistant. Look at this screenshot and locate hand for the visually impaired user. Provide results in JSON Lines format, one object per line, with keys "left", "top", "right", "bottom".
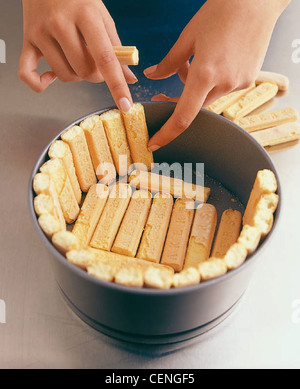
{"left": 18, "top": 0, "right": 136, "bottom": 112}
{"left": 144, "top": 0, "right": 290, "bottom": 151}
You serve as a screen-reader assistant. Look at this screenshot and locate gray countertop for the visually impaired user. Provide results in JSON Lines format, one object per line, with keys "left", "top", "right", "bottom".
{"left": 0, "top": 1, "right": 300, "bottom": 369}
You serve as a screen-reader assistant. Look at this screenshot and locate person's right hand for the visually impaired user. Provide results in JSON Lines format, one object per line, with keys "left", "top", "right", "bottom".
{"left": 18, "top": 0, "right": 136, "bottom": 113}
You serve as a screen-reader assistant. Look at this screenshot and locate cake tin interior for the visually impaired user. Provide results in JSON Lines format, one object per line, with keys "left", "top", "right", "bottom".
{"left": 28, "top": 102, "right": 281, "bottom": 295}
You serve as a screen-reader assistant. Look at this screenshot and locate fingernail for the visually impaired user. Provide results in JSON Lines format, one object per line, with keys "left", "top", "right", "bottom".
{"left": 50, "top": 76, "right": 57, "bottom": 84}
{"left": 148, "top": 145, "right": 160, "bottom": 152}
{"left": 118, "top": 97, "right": 132, "bottom": 113}
{"left": 144, "top": 65, "right": 157, "bottom": 77}
{"left": 128, "top": 76, "right": 138, "bottom": 85}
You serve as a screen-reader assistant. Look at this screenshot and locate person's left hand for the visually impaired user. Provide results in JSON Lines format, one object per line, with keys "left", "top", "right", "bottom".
{"left": 144, "top": 0, "right": 290, "bottom": 151}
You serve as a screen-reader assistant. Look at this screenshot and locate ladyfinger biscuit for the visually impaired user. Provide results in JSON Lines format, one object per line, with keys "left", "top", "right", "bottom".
{"left": 40, "top": 158, "right": 80, "bottom": 224}
{"left": 173, "top": 267, "right": 201, "bottom": 288}
{"left": 100, "top": 109, "right": 132, "bottom": 176}
{"left": 111, "top": 190, "right": 152, "bottom": 257}
{"left": 161, "top": 198, "right": 194, "bottom": 272}
{"left": 122, "top": 103, "right": 153, "bottom": 171}
{"left": 243, "top": 169, "right": 277, "bottom": 226}
{"left": 115, "top": 265, "right": 144, "bottom": 288}
{"left": 87, "top": 262, "right": 117, "bottom": 283}
{"left": 207, "top": 86, "right": 255, "bottom": 115}
{"left": 72, "top": 184, "right": 109, "bottom": 247}
{"left": 251, "top": 123, "right": 300, "bottom": 148}
{"left": 144, "top": 267, "right": 173, "bottom": 289}
{"left": 66, "top": 249, "right": 95, "bottom": 270}
{"left": 256, "top": 70, "right": 289, "bottom": 91}
{"left": 48, "top": 140, "right": 82, "bottom": 204}
{"left": 113, "top": 46, "right": 139, "bottom": 66}
{"left": 89, "top": 247, "right": 174, "bottom": 274}
{"left": 198, "top": 258, "right": 227, "bottom": 282}
{"left": 211, "top": 209, "right": 242, "bottom": 258}
{"left": 38, "top": 214, "right": 61, "bottom": 239}
{"left": 61, "top": 126, "right": 96, "bottom": 192}
{"left": 89, "top": 183, "right": 132, "bottom": 251}
{"left": 223, "top": 242, "right": 248, "bottom": 271}
{"left": 237, "top": 225, "right": 261, "bottom": 254}
{"left": 129, "top": 170, "right": 210, "bottom": 203}
{"left": 223, "top": 82, "right": 279, "bottom": 121}
{"left": 34, "top": 194, "right": 54, "bottom": 216}
{"left": 33, "top": 173, "right": 66, "bottom": 230}
{"left": 234, "top": 108, "right": 299, "bottom": 133}
{"left": 52, "top": 230, "right": 80, "bottom": 256}
{"left": 80, "top": 115, "right": 115, "bottom": 184}
{"left": 184, "top": 203, "right": 217, "bottom": 269}
{"left": 250, "top": 193, "right": 279, "bottom": 236}
{"left": 137, "top": 192, "right": 173, "bottom": 263}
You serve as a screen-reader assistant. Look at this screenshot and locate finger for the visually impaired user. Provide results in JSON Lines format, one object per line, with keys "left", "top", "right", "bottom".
{"left": 151, "top": 94, "right": 180, "bottom": 103}
{"left": 78, "top": 14, "right": 133, "bottom": 112}
{"left": 18, "top": 44, "right": 57, "bottom": 93}
{"left": 144, "top": 30, "right": 193, "bottom": 80}
{"left": 52, "top": 23, "right": 104, "bottom": 83}
{"left": 148, "top": 60, "right": 214, "bottom": 150}
{"left": 178, "top": 61, "right": 190, "bottom": 84}
{"left": 100, "top": 9, "right": 138, "bottom": 85}
{"left": 39, "top": 37, "right": 80, "bottom": 83}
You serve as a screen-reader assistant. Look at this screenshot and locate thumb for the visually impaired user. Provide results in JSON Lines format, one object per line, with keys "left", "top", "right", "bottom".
{"left": 144, "top": 31, "right": 192, "bottom": 80}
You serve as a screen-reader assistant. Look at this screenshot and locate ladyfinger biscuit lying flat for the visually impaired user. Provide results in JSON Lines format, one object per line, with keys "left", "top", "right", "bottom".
{"left": 235, "top": 108, "right": 299, "bottom": 133}
{"left": 115, "top": 265, "right": 144, "bottom": 288}
{"left": 122, "top": 103, "right": 153, "bottom": 171}
{"left": 61, "top": 126, "right": 96, "bottom": 192}
{"left": 198, "top": 258, "right": 227, "bottom": 282}
{"left": 129, "top": 170, "right": 210, "bottom": 203}
{"left": 223, "top": 242, "right": 248, "bottom": 271}
{"left": 256, "top": 70, "right": 289, "bottom": 92}
{"left": 33, "top": 173, "right": 66, "bottom": 230}
{"left": 207, "top": 86, "right": 255, "bottom": 115}
{"left": 38, "top": 214, "right": 62, "bottom": 239}
{"left": 237, "top": 225, "right": 261, "bottom": 254}
{"left": 250, "top": 193, "right": 279, "bottom": 236}
{"left": 137, "top": 192, "right": 174, "bottom": 263}
{"left": 173, "top": 267, "right": 201, "bottom": 288}
{"left": 34, "top": 194, "right": 54, "bottom": 216}
{"left": 184, "top": 203, "right": 217, "bottom": 269}
{"left": 251, "top": 123, "right": 300, "bottom": 148}
{"left": 72, "top": 184, "right": 109, "bottom": 247}
{"left": 223, "top": 82, "right": 279, "bottom": 121}
{"left": 89, "top": 183, "right": 132, "bottom": 251}
{"left": 40, "top": 158, "right": 80, "bottom": 224}
{"left": 100, "top": 109, "right": 132, "bottom": 176}
{"left": 144, "top": 267, "right": 173, "bottom": 289}
{"left": 80, "top": 115, "right": 115, "bottom": 184}
{"left": 161, "top": 198, "right": 194, "bottom": 272}
{"left": 211, "top": 209, "right": 242, "bottom": 258}
{"left": 52, "top": 230, "right": 80, "bottom": 255}
{"left": 113, "top": 46, "right": 139, "bottom": 66}
{"left": 48, "top": 140, "right": 82, "bottom": 204}
{"left": 87, "top": 262, "right": 117, "bottom": 283}
{"left": 243, "top": 169, "right": 277, "bottom": 226}
{"left": 111, "top": 190, "right": 152, "bottom": 257}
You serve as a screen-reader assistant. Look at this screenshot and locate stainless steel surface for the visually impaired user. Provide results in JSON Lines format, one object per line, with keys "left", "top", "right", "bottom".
{"left": 0, "top": 1, "right": 299, "bottom": 368}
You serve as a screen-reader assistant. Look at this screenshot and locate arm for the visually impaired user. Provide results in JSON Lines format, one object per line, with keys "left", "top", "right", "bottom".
{"left": 18, "top": 0, "right": 136, "bottom": 113}
{"left": 145, "top": 0, "right": 291, "bottom": 150}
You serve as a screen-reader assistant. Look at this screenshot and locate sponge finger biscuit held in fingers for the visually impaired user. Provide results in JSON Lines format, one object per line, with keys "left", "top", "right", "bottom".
{"left": 80, "top": 115, "right": 115, "bottom": 185}
{"left": 61, "top": 126, "right": 96, "bottom": 192}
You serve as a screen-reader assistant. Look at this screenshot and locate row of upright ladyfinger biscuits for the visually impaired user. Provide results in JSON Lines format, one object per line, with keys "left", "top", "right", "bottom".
{"left": 42, "top": 168, "right": 278, "bottom": 289}
{"left": 207, "top": 71, "right": 300, "bottom": 149}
